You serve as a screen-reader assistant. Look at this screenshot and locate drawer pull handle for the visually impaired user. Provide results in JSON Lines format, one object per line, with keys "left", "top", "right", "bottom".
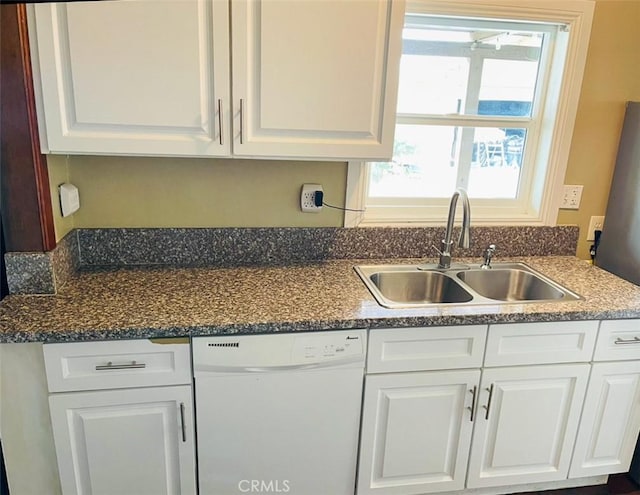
{"left": 179, "top": 403, "right": 187, "bottom": 443}
{"left": 483, "top": 384, "right": 495, "bottom": 420}
{"left": 95, "top": 361, "right": 146, "bottom": 371}
{"left": 615, "top": 337, "right": 640, "bottom": 345}
{"left": 468, "top": 386, "right": 477, "bottom": 422}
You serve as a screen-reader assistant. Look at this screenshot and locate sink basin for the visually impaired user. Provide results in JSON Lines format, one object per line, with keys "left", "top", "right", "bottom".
{"left": 369, "top": 271, "right": 473, "bottom": 307}
{"left": 458, "top": 268, "right": 568, "bottom": 301}
{"left": 355, "top": 262, "right": 581, "bottom": 308}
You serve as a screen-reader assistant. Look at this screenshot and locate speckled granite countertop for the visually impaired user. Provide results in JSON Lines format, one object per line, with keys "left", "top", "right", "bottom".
{"left": 1, "top": 256, "right": 640, "bottom": 343}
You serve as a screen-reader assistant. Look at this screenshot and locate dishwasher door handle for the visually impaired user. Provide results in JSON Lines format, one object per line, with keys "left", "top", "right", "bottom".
{"left": 195, "top": 356, "right": 364, "bottom": 374}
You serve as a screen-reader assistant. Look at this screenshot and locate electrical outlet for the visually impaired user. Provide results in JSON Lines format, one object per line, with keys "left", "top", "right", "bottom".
{"left": 560, "top": 185, "right": 583, "bottom": 209}
{"left": 300, "top": 184, "right": 323, "bottom": 213}
{"left": 586, "top": 216, "right": 605, "bottom": 241}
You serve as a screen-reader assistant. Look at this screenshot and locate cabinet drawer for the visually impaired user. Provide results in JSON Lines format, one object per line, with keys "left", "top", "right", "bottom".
{"left": 594, "top": 320, "right": 640, "bottom": 361}
{"left": 367, "top": 325, "right": 488, "bottom": 373}
{"left": 484, "top": 321, "right": 598, "bottom": 367}
{"left": 43, "top": 338, "right": 191, "bottom": 392}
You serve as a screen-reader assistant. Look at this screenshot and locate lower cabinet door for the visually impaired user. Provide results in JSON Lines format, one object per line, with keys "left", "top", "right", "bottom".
{"left": 357, "top": 369, "right": 480, "bottom": 495}
{"left": 49, "top": 385, "right": 196, "bottom": 495}
{"left": 466, "top": 364, "right": 589, "bottom": 488}
{"left": 570, "top": 361, "right": 640, "bottom": 478}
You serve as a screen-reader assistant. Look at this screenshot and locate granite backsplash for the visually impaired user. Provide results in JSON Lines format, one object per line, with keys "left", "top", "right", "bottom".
{"left": 5, "top": 226, "right": 579, "bottom": 295}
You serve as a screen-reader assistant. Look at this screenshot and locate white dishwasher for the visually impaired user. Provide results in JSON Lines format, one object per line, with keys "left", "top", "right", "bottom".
{"left": 193, "top": 329, "right": 366, "bottom": 495}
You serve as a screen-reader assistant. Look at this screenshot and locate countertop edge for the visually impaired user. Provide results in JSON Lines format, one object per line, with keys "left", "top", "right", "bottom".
{"left": 5, "top": 309, "right": 640, "bottom": 344}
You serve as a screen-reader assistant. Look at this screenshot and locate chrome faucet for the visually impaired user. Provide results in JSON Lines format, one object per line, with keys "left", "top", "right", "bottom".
{"left": 437, "top": 188, "right": 471, "bottom": 269}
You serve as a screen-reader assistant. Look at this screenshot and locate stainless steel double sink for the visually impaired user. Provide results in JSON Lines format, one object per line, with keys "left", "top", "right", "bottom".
{"left": 355, "top": 262, "right": 582, "bottom": 308}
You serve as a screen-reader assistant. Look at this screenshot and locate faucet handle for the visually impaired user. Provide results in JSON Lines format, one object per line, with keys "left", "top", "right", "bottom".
{"left": 435, "top": 241, "right": 455, "bottom": 270}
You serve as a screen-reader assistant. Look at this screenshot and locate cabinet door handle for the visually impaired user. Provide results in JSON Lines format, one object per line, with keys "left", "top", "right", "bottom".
{"left": 615, "top": 337, "right": 640, "bottom": 345}
{"left": 483, "top": 384, "right": 495, "bottom": 420}
{"left": 218, "top": 99, "right": 224, "bottom": 146}
{"left": 95, "top": 361, "right": 146, "bottom": 371}
{"left": 179, "top": 403, "right": 187, "bottom": 443}
{"left": 239, "top": 98, "right": 244, "bottom": 144}
{"left": 468, "top": 385, "right": 477, "bottom": 422}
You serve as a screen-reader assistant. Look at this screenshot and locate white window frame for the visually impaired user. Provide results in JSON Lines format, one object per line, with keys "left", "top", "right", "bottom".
{"left": 344, "top": 0, "right": 594, "bottom": 228}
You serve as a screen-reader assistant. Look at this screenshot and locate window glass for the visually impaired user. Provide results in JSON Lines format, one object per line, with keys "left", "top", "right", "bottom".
{"left": 369, "top": 126, "right": 528, "bottom": 199}
{"left": 396, "top": 21, "right": 544, "bottom": 118}
{"left": 468, "top": 128, "right": 527, "bottom": 198}
{"left": 478, "top": 59, "right": 538, "bottom": 117}
{"left": 367, "top": 15, "right": 552, "bottom": 209}
{"left": 396, "top": 55, "right": 469, "bottom": 115}
{"left": 369, "top": 125, "right": 458, "bottom": 198}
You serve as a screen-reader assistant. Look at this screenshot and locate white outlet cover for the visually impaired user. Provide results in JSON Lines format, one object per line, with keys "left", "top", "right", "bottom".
{"left": 586, "top": 216, "right": 605, "bottom": 241}
{"left": 59, "top": 183, "right": 80, "bottom": 217}
{"left": 560, "top": 185, "right": 583, "bottom": 209}
{"left": 300, "top": 184, "right": 323, "bottom": 213}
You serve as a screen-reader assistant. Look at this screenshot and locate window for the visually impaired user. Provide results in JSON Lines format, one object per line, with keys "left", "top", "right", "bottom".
{"left": 345, "top": 0, "right": 594, "bottom": 227}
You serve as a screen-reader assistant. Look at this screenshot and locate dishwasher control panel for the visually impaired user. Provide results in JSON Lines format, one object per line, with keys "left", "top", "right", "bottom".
{"left": 193, "top": 329, "right": 366, "bottom": 371}
{"left": 294, "top": 332, "right": 364, "bottom": 361}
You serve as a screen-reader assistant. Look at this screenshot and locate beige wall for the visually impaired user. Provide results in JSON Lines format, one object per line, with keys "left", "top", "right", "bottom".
{"left": 49, "top": 155, "right": 347, "bottom": 241}
{"left": 0, "top": 343, "right": 62, "bottom": 494}
{"left": 49, "top": 0, "right": 640, "bottom": 260}
{"left": 559, "top": 0, "right": 640, "bottom": 259}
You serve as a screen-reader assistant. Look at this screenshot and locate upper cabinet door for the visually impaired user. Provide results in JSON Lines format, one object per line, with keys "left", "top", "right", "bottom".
{"left": 231, "top": 0, "right": 404, "bottom": 160}
{"left": 31, "top": 0, "right": 231, "bottom": 156}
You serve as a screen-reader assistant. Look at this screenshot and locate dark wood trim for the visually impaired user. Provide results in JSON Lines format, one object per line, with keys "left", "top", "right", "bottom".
{"left": 1, "top": 217, "right": 7, "bottom": 300}
{"left": 0, "top": 3, "right": 56, "bottom": 252}
{"left": 18, "top": 2, "right": 56, "bottom": 250}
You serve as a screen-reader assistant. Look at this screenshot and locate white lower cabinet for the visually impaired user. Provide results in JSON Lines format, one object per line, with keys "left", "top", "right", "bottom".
{"left": 570, "top": 361, "right": 640, "bottom": 478}
{"left": 466, "top": 364, "right": 589, "bottom": 488}
{"left": 357, "top": 369, "right": 480, "bottom": 495}
{"left": 49, "top": 386, "right": 196, "bottom": 495}
{"left": 43, "top": 339, "right": 196, "bottom": 495}
{"left": 358, "top": 364, "right": 590, "bottom": 495}
{"left": 40, "top": 320, "right": 640, "bottom": 495}
{"left": 358, "top": 322, "right": 601, "bottom": 495}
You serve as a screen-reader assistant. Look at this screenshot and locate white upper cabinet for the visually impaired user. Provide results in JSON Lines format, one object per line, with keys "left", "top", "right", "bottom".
{"left": 31, "top": 0, "right": 231, "bottom": 157}
{"left": 230, "top": 0, "right": 404, "bottom": 160}
{"left": 29, "top": 0, "right": 404, "bottom": 160}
